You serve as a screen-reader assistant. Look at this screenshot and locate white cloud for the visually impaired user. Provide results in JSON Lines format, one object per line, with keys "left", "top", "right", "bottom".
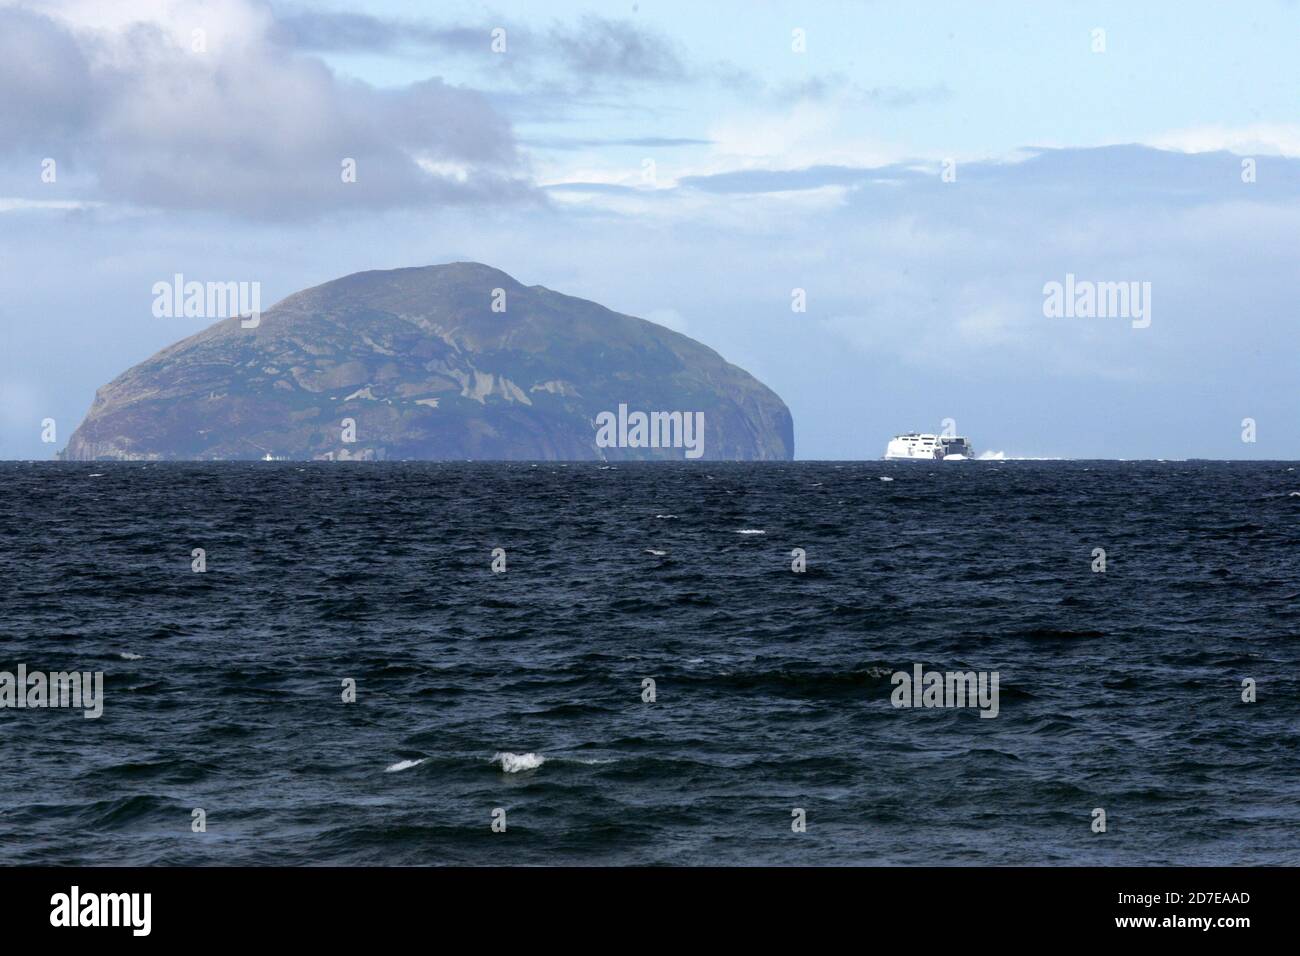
{"left": 703, "top": 101, "right": 904, "bottom": 174}
{"left": 535, "top": 99, "right": 909, "bottom": 198}
{"left": 1143, "top": 123, "right": 1300, "bottom": 158}
{"left": 0, "top": 0, "right": 526, "bottom": 217}
{"left": 0, "top": 198, "right": 101, "bottom": 213}
{"left": 546, "top": 182, "right": 851, "bottom": 227}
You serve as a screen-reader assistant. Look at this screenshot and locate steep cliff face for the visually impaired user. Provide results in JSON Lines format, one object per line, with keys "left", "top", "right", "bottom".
{"left": 63, "top": 263, "right": 794, "bottom": 461}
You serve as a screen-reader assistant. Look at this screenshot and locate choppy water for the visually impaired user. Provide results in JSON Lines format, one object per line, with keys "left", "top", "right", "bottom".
{"left": 2, "top": 461, "right": 1297, "bottom": 865}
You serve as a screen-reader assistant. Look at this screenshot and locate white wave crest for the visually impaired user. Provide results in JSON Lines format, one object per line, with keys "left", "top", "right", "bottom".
{"left": 495, "top": 751, "right": 546, "bottom": 773}
{"left": 118, "top": 652, "right": 143, "bottom": 661}
{"left": 384, "top": 758, "right": 426, "bottom": 773}
{"left": 736, "top": 529, "right": 766, "bottom": 535}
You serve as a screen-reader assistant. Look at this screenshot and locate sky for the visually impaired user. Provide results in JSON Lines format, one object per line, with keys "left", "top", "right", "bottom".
{"left": 2, "top": 0, "right": 1299, "bottom": 459}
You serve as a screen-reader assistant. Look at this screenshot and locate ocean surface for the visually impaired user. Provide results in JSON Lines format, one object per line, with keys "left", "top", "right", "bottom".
{"left": 2, "top": 460, "right": 1297, "bottom": 866}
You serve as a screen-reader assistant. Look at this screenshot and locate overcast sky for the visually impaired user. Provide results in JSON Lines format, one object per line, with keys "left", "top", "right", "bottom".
{"left": 2, "top": 0, "right": 1299, "bottom": 459}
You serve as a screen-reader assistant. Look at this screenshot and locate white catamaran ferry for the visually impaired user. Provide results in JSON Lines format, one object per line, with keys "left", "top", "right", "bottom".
{"left": 884, "top": 433, "right": 974, "bottom": 461}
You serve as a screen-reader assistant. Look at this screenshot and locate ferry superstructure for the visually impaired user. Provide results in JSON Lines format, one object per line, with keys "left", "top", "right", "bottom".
{"left": 884, "top": 433, "right": 974, "bottom": 460}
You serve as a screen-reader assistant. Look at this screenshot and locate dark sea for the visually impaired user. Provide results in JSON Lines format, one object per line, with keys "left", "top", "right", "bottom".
{"left": 2, "top": 461, "right": 1297, "bottom": 866}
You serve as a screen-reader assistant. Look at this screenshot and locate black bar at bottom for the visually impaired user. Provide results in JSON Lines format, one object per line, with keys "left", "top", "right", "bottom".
{"left": 0, "top": 866, "right": 1278, "bottom": 940}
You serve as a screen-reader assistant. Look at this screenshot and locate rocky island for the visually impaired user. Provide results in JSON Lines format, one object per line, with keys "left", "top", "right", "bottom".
{"left": 61, "top": 263, "right": 794, "bottom": 461}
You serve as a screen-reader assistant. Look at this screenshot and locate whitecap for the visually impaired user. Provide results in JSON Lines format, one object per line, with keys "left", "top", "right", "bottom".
{"left": 88, "top": 473, "right": 104, "bottom": 478}
{"left": 736, "top": 529, "right": 766, "bottom": 535}
{"left": 644, "top": 549, "right": 667, "bottom": 556}
{"left": 879, "top": 476, "right": 894, "bottom": 482}
{"left": 118, "top": 652, "right": 143, "bottom": 661}
{"left": 494, "top": 751, "right": 545, "bottom": 773}
{"left": 655, "top": 514, "right": 677, "bottom": 519}
{"left": 384, "top": 758, "right": 426, "bottom": 773}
